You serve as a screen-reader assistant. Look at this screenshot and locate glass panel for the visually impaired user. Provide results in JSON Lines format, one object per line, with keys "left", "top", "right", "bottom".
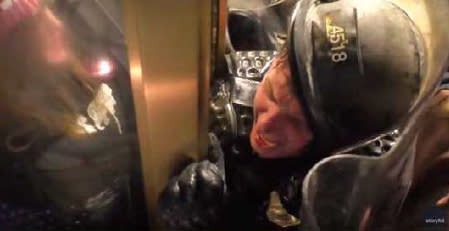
{"left": 0, "top": 0, "right": 147, "bottom": 230}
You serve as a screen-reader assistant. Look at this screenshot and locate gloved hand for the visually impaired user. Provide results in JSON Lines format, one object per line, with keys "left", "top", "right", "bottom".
{"left": 157, "top": 160, "right": 225, "bottom": 230}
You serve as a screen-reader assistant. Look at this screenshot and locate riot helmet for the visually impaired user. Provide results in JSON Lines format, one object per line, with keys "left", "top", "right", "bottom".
{"left": 287, "top": 0, "right": 426, "bottom": 156}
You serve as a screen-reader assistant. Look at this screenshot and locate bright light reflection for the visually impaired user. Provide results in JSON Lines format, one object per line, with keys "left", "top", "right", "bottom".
{"left": 95, "top": 59, "right": 113, "bottom": 77}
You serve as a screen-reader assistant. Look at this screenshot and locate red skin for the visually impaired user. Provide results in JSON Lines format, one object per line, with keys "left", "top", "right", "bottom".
{"left": 37, "top": 9, "right": 69, "bottom": 64}
{"left": 250, "top": 56, "right": 313, "bottom": 159}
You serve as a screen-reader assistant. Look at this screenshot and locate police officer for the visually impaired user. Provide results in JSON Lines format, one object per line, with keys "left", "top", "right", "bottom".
{"left": 157, "top": 0, "right": 448, "bottom": 230}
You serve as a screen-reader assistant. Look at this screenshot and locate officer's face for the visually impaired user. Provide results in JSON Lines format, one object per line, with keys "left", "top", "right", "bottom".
{"left": 251, "top": 55, "right": 313, "bottom": 158}
{"left": 36, "top": 9, "right": 69, "bottom": 64}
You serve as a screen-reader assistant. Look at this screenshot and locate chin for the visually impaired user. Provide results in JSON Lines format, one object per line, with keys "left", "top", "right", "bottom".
{"left": 258, "top": 149, "right": 304, "bottom": 159}
{"left": 257, "top": 150, "right": 285, "bottom": 159}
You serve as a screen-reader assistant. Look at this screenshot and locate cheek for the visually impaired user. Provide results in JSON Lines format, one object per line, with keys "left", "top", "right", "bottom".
{"left": 288, "top": 121, "right": 312, "bottom": 148}
{"left": 47, "top": 31, "right": 69, "bottom": 63}
{"left": 45, "top": 45, "right": 68, "bottom": 64}
{"left": 38, "top": 21, "right": 69, "bottom": 64}
{"left": 279, "top": 113, "right": 312, "bottom": 150}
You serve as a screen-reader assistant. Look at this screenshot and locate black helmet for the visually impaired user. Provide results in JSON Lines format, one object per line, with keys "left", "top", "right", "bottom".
{"left": 227, "top": 9, "right": 276, "bottom": 51}
{"left": 288, "top": 0, "right": 426, "bottom": 156}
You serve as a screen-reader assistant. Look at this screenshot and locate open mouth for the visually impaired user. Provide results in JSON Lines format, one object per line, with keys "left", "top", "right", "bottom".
{"left": 255, "top": 133, "right": 278, "bottom": 149}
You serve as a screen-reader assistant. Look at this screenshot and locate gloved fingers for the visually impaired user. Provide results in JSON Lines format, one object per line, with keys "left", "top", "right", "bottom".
{"left": 197, "top": 160, "right": 224, "bottom": 203}
{"left": 157, "top": 161, "right": 226, "bottom": 230}
{"left": 178, "top": 163, "right": 199, "bottom": 203}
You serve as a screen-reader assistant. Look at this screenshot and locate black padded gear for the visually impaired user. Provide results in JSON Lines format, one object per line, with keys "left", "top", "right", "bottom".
{"left": 157, "top": 160, "right": 225, "bottom": 230}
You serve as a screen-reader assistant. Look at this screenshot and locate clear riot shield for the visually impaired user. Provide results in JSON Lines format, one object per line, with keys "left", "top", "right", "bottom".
{"left": 300, "top": 1, "right": 449, "bottom": 230}
{"left": 0, "top": 1, "right": 148, "bottom": 230}
{"left": 301, "top": 109, "right": 424, "bottom": 231}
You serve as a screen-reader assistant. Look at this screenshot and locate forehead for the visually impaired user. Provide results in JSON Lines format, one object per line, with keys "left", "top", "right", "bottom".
{"left": 266, "top": 56, "right": 295, "bottom": 101}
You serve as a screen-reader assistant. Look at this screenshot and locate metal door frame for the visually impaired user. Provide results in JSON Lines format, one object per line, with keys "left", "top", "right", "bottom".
{"left": 122, "top": 0, "right": 226, "bottom": 228}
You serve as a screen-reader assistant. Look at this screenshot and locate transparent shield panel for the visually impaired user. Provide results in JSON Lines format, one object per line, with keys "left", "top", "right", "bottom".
{"left": 155, "top": 0, "right": 449, "bottom": 230}
{"left": 0, "top": 0, "right": 147, "bottom": 230}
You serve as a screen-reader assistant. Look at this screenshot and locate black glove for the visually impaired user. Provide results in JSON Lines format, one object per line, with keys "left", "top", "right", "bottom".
{"left": 157, "top": 160, "right": 225, "bottom": 230}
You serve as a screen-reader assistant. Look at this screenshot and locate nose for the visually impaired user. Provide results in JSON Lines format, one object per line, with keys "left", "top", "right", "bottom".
{"left": 258, "top": 106, "right": 282, "bottom": 132}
